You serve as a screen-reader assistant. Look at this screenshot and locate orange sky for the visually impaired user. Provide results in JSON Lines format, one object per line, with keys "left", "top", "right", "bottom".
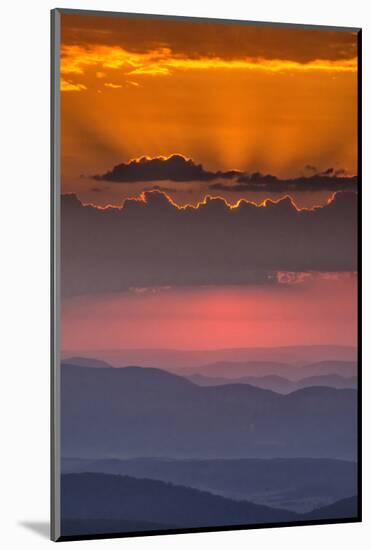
{"left": 59, "top": 13, "right": 358, "bottom": 353}
{"left": 60, "top": 14, "right": 358, "bottom": 208}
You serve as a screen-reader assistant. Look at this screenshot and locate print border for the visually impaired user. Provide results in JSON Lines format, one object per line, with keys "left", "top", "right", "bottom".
{"left": 50, "top": 8, "right": 362, "bottom": 542}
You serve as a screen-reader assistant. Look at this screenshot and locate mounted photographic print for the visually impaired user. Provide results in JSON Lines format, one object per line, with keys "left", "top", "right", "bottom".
{"left": 51, "top": 9, "right": 361, "bottom": 542}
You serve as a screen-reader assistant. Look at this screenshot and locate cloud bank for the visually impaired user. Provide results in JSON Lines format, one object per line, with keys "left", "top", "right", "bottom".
{"left": 61, "top": 190, "right": 357, "bottom": 298}
{"left": 61, "top": 16, "right": 357, "bottom": 64}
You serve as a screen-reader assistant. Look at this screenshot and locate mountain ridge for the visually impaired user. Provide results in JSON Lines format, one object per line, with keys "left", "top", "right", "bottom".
{"left": 61, "top": 456, "right": 357, "bottom": 513}
{"left": 60, "top": 472, "right": 358, "bottom": 537}
{"left": 61, "top": 345, "right": 357, "bottom": 369}
{"left": 61, "top": 365, "right": 357, "bottom": 459}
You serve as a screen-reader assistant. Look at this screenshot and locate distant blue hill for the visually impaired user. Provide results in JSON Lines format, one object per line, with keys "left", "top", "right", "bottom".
{"left": 61, "top": 456, "right": 357, "bottom": 513}
{"left": 188, "top": 359, "right": 357, "bottom": 380}
{"left": 60, "top": 473, "right": 358, "bottom": 537}
{"left": 305, "top": 496, "right": 358, "bottom": 520}
{"left": 61, "top": 472, "right": 297, "bottom": 535}
{"left": 61, "top": 518, "right": 174, "bottom": 537}
{"left": 61, "top": 365, "right": 357, "bottom": 460}
{"left": 60, "top": 345, "right": 356, "bottom": 370}
{"left": 187, "top": 373, "right": 357, "bottom": 393}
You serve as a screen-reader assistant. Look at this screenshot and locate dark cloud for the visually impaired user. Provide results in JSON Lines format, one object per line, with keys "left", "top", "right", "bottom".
{"left": 93, "top": 154, "right": 240, "bottom": 183}
{"left": 210, "top": 172, "right": 357, "bottom": 193}
{"left": 92, "top": 155, "right": 357, "bottom": 192}
{"left": 62, "top": 14, "right": 357, "bottom": 63}
{"left": 61, "top": 190, "right": 357, "bottom": 298}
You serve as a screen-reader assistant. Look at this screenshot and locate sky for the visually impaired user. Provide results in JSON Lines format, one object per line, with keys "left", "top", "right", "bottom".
{"left": 62, "top": 275, "right": 357, "bottom": 351}
{"left": 60, "top": 13, "right": 358, "bottom": 354}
